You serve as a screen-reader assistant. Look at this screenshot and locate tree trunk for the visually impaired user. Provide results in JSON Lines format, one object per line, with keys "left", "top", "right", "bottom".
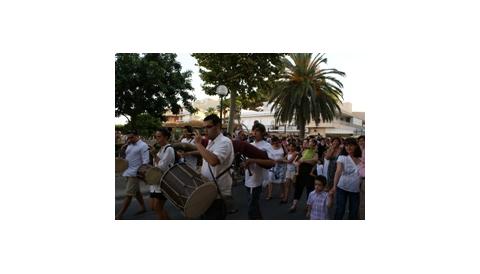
{"left": 228, "top": 90, "right": 237, "bottom": 134}
{"left": 237, "top": 112, "right": 242, "bottom": 132}
{"left": 298, "top": 119, "right": 306, "bottom": 140}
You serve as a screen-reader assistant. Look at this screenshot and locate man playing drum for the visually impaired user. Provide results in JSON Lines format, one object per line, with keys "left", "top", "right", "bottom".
{"left": 115, "top": 130, "right": 149, "bottom": 220}
{"left": 193, "top": 114, "right": 234, "bottom": 220}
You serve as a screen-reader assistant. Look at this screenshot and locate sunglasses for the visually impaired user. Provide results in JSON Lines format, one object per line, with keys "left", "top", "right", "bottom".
{"left": 204, "top": 125, "right": 215, "bottom": 129}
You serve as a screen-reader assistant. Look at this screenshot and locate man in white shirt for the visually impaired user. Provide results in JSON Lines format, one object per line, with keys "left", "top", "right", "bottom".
{"left": 193, "top": 114, "right": 234, "bottom": 219}
{"left": 115, "top": 130, "right": 149, "bottom": 220}
{"left": 150, "top": 128, "right": 175, "bottom": 219}
{"left": 243, "top": 123, "right": 276, "bottom": 219}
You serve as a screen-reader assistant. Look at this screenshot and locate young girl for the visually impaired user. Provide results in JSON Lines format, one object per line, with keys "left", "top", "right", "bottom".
{"left": 282, "top": 143, "right": 298, "bottom": 204}
{"left": 265, "top": 136, "right": 287, "bottom": 200}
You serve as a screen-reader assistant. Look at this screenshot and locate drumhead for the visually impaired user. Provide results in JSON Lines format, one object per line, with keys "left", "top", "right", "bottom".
{"left": 183, "top": 182, "right": 218, "bottom": 219}
{"left": 144, "top": 167, "right": 163, "bottom": 185}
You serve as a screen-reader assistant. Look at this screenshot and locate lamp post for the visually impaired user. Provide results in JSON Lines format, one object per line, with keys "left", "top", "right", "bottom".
{"left": 216, "top": 85, "right": 228, "bottom": 124}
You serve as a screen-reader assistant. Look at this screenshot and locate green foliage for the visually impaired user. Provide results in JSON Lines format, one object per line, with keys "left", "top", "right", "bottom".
{"left": 204, "top": 107, "right": 217, "bottom": 116}
{"left": 123, "top": 113, "right": 162, "bottom": 137}
{"left": 268, "top": 53, "right": 345, "bottom": 139}
{"left": 192, "top": 53, "right": 285, "bottom": 133}
{"left": 115, "top": 53, "right": 197, "bottom": 127}
{"left": 115, "top": 124, "right": 125, "bottom": 132}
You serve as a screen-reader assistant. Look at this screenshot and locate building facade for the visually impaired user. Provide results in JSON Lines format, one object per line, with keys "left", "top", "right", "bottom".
{"left": 240, "top": 102, "right": 365, "bottom": 137}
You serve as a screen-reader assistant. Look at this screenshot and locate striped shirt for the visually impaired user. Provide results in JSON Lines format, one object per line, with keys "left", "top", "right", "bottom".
{"left": 307, "top": 191, "right": 329, "bottom": 220}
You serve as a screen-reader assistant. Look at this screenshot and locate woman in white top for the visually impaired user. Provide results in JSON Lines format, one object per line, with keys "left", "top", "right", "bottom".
{"left": 330, "top": 138, "right": 362, "bottom": 220}
{"left": 265, "top": 136, "right": 287, "bottom": 200}
{"left": 151, "top": 128, "right": 175, "bottom": 220}
{"left": 281, "top": 143, "right": 298, "bottom": 203}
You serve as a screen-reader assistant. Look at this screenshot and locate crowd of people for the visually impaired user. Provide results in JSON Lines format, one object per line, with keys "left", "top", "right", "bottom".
{"left": 115, "top": 114, "right": 365, "bottom": 220}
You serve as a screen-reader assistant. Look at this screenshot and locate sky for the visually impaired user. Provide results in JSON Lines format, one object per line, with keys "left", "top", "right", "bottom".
{"left": 116, "top": 53, "right": 367, "bottom": 124}
{"left": 176, "top": 53, "right": 367, "bottom": 111}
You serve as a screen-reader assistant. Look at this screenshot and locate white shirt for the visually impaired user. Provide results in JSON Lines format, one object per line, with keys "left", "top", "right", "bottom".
{"left": 244, "top": 140, "right": 275, "bottom": 188}
{"left": 200, "top": 133, "right": 234, "bottom": 196}
{"left": 316, "top": 164, "right": 325, "bottom": 177}
{"left": 180, "top": 137, "right": 197, "bottom": 169}
{"left": 150, "top": 144, "right": 175, "bottom": 193}
{"left": 336, "top": 155, "right": 361, "bottom": 192}
{"left": 122, "top": 140, "right": 150, "bottom": 177}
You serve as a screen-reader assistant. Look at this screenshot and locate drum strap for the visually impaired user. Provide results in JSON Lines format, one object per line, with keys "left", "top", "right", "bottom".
{"left": 215, "top": 167, "right": 232, "bottom": 181}
{"left": 207, "top": 165, "right": 225, "bottom": 200}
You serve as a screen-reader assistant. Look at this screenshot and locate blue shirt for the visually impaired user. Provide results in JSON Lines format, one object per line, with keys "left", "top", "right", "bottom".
{"left": 122, "top": 140, "right": 150, "bottom": 177}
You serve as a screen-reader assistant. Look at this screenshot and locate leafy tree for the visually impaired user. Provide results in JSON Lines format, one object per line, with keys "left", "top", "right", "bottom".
{"left": 269, "top": 53, "right": 345, "bottom": 139}
{"left": 124, "top": 113, "right": 162, "bottom": 137}
{"left": 115, "top": 53, "right": 197, "bottom": 128}
{"left": 192, "top": 53, "right": 285, "bottom": 134}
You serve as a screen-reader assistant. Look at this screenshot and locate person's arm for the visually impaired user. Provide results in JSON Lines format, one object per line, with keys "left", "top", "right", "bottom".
{"left": 184, "top": 150, "right": 201, "bottom": 157}
{"left": 303, "top": 154, "right": 318, "bottom": 165}
{"left": 244, "top": 158, "right": 275, "bottom": 168}
{"left": 309, "top": 165, "right": 317, "bottom": 177}
{"left": 306, "top": 195, "right": 312, "bottom": 218}
{"left": 141, "top": 144, "right": 150, "bottom": 165}
{"left": 327, "top": 193, "right": 334, "bottom": 208}
{"left": 324, "top": 147, "right": 335, "bottom": 160}
{"left": 329, "top": 161, "right": 344, "bottom": 195}
{"left": 193, "top": 131, "right": 221, "bottom": 166}
{"left": 247, "top": 144, "right": 276, "bottom": 168}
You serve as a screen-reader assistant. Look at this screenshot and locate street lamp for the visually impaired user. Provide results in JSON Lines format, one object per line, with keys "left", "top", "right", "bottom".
{"left": 216, "top": 85, "right": 228, "bottom": 124}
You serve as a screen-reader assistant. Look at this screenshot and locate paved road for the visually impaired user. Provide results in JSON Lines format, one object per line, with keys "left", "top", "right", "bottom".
{"left": 115, "top": 174, "right": 316, "bottom": 220}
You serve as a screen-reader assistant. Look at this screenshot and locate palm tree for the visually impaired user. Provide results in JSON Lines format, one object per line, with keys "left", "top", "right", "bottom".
{"left": 268, "top": 53, "right": 345, "bottom": 140}
{"left": 204, "top": 107, "right": 217, "bottom": 116}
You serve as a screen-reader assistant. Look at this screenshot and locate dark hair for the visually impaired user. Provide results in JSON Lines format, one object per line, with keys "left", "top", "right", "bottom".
{"left": 314, "top": 175, "right": 327, "bottom": 185}
{"left": 126, "top": 129, "right": 138, "bottom": 136}
{"left": 204, "top": 114, "right": 221, "bottom": 126}
{"left": 157, "top": 128, "right": 171, "bottom": 139}
{"left": 344, "top": 138, "right": 362, "bottom": 157}
{"left": 184, "top": 125, "right": 193, "bottom": 133}
{"left": 271, "top": 136, "right": 280, "bottom": 143}
{"left": 357, "top": 135, "right": 365, "bottom": 142}
{"left": 332, "top": 137, "right": 341, "bottom": 144}
{"left": 252, "top": 122, "right": 266, "bottom": 135}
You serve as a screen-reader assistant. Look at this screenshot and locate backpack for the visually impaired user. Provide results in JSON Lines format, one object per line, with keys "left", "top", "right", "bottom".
{"left": 163, "top": 144, "right": 181, "bottom": 164}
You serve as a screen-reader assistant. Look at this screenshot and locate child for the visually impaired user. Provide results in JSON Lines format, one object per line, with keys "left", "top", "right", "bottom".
{"left": 310, "top": 158, "right": 325, "bottom": 178}
{"left": 306, "top": 175, "right": 333, "bottom": 220}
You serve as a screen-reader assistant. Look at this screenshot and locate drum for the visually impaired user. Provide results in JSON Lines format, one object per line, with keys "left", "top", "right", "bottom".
{"left": 137, "top": 164, "right": 163, "bottom": 185}
{"left": 160, "top": 163, "right": 217, "bottom": 218}
{"left": 231, "top": 140, "right": 275, "bottom": 169}
{"left": 115, "top": 158, "right": 128, "bottom": 173}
